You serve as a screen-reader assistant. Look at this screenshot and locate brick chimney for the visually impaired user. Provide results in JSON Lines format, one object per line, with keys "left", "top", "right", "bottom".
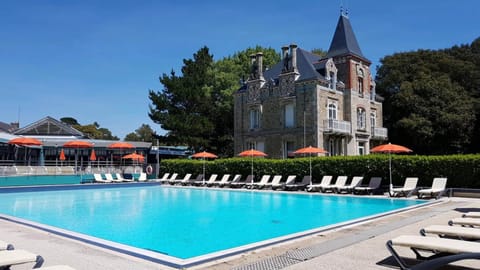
{"left": 256, "top": 52, "right": 264, "bottom": 80}
{"left": 290, "top": 44, "right": 298, "bottom": 72}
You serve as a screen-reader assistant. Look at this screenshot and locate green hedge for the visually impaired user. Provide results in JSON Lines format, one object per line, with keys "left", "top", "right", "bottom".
{"left": 159, "top": 154, "right": 480, "bottom": 188}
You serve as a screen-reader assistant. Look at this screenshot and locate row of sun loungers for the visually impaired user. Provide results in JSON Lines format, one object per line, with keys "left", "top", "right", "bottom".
{"left": 386, "top": 211, "right": 480, "bottom": 270}
{"left": 93, "top": 173, "right": 147, "bottom": 183}
{"left": 156, "top": 173, "right": 448, "bottom": 198}
{"left": 0, "top": 240, "right": 75, "bottom": 269}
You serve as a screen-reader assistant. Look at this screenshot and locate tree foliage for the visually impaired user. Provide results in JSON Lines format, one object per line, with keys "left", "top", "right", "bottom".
{"left": 375, "top": 38, "right": 480, "bottom": 154}
{"left": 149, "top": 45, "right": 280, "bottom": 157}
{"left": 61, "top": 117, "right": 119, "bottom": 140}
{"left": 124, "top": 124, "right": 155, "bottom": 142}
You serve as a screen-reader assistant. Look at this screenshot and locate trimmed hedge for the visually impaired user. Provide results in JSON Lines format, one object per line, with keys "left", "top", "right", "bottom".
{"left": 158, "top": 154, "right": 480, "bottom": 188}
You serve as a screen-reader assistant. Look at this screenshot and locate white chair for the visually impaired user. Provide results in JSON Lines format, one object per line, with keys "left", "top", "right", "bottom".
{"left": 418, "top": 177, "right": 447, "bottom": 199}
{"left": 390, "top": 177, "right": 418, "bottom": 197}
{"left": 249, "top": 175, "right": 271, "bottom": 189}
{"left": 306, "top": 175, "right": 333, "bottom": 192}
{"left": 138, "top": 172, "right": 148, "bottom": 182}
{"left": 322, "top": 176, "right": 348, "bottom": 193}
{"left": 93, "top": 173, "right": 110, "bottom": 183}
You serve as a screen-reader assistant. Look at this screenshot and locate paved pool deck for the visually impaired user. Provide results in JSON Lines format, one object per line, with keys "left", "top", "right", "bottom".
{"left": 1, "top": 195, "right": 479, "bottom": 270}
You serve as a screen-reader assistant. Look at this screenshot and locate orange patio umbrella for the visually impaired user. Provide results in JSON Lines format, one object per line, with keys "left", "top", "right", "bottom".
{"left": 371, "top": 143, "right": 413, "bottom": 194}
{"left": 63, "top": 140, "right": 94, "bottom": 172}
{"left": 108, "top": 142, "right": 135, "bottom": 149}
{"left": 8, "top": 137, "right": 43, "bottom": 146}
{"left": 238, "top": 149, "right": 267, "bottom": 183}
{"left": 122, "top": 152, "right": 145, "bottom": 162}
{"left": 8, "top": 137, "right": 43, "bottom": 165}
{"left": 192, "top": 151, "right": 218, "bottom": 185}
{"left": 293, "top": 146, "right": 328, "bottom": 184}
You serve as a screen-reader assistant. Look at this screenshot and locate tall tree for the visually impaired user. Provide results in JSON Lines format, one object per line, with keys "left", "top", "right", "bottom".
{"left": 149, "top": 46, "right": 280, "bottom": 156}
{"left": 124, "top": 124, "right": 155, "bottom": 142}
{"left": 376, "top": 41, "right": 478, "bottom": 154}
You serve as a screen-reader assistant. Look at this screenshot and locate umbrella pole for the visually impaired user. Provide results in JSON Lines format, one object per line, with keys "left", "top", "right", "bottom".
{"left": 251, "top": 156, "right": 254, "bottom": 182}
{"left": 202, "top": 158, "right": 206, "bottom": 185}
{"left": 389, "top": 152, "right": 393, "bottom": 194}
{"left": 309, "top": 154, "right": 312, "bottom": 185}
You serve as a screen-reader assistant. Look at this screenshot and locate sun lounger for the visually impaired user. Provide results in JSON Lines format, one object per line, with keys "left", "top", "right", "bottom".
{"left": 336, "top": 176, "right": 363, "bottom": 194}
{"left": 105, "top": 173, "right": 122, "bottom": 183}
{"left": 463, "top": 212, "right": 480, "bottom": 218}
{"left": 448, "top": 217, "right": 480, "bottom": 228}
{"left": 0, "top": 241, "right": 13, "bottom": 250}
{"left": 321, "top": 176, "right": 348, "bottom": 193}
{"left": 196, "top": 174, "right": 217, "bottom": 186}
{"left": 93, "top": 173, "right": 110, "bottom": 183}
{"left": 138, "top": 172, "right": 147, "bottom": 181}
{"left": 157, "top": 173, "right": 170, "bottom": 183}
{"left": 417, "top": 177, "right": 448, "bottom": 199}
{"left": 264, "top": 175, "right": 282, "bottom": 189}
{"left": 171, "top": 173, "right": 192, "bottom": 185}
{"left": 403, "top": 253, "right": 480, "bottom": 270}
{"left": 386, "top": 235, "right": 480, "bottom": 270}
{"left": 390, "top": 177, "right": 418, "bottom": 197}
{"left": 116, "top": 173, "right": 133, "bottom": 182}
{"left": 216, "top": 174, "right": 232, "bottom": 187}
{"left": 306, "top": 175, "right": 333, "bottom": 192}
{"left": 166, "top": 173, "right": 178, "bottom": 184}
{"left": 184, "top": 174, "right": 202, "bottom": 186}
{"left": 353, "top": 177, "right": 382, "bottom": 195}
{"left": 0, "top": 249, "right": 44, "bottom": 269}
{"left": 248, "top": 175, "right": 271, "bottom": 189}
{"left": 420, "top": 224, "right": 480, "bottom": 241}
{"left": 272, "top": 175, "right": 296, "bottom": 190}
{"left": 229, "top": 175, "right": 253, "bottom": 188}
{"left": 285, "top": 176, "right": 311, "bottom": 191}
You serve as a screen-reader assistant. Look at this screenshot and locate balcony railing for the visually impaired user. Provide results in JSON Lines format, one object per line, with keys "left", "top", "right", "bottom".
{"left": 323, "top": 119, "right": 351, "bottom": 135}
{"left": 371, "top": 127, "right": 388, "bottom": 139}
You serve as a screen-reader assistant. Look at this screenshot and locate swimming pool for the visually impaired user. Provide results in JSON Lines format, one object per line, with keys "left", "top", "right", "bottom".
{"left": 0, "top": 184, "right": 427, "bottom": 268}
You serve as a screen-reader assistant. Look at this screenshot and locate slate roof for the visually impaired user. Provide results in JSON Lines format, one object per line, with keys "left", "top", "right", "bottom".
{"left": 326, "top": 14, "right": 368, "bottom": 62}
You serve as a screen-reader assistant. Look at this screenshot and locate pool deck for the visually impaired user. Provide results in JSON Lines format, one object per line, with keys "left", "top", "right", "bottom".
{"left": 1, "top": 193, "right": 479, "bottom": 270}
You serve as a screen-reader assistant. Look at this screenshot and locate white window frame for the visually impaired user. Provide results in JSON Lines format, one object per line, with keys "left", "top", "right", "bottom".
{"left": 357, "top": 108, "right": 366, "bottom": 130}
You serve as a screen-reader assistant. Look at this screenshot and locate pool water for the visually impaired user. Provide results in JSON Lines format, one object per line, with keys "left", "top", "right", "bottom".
{"left": 0, "top": 185, "right": 425, "bottom": 260}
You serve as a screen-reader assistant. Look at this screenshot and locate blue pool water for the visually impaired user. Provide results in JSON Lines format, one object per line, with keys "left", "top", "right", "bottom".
{"left": 0, "top": 185, "right": 425, "bottom": 260}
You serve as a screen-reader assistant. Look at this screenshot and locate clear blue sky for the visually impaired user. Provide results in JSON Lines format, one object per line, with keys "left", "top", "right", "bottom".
{"left": 1, "top": 1, "right": 478, "bottom": 139}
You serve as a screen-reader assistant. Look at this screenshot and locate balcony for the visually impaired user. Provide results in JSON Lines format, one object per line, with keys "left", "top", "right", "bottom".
{"left": 323, "top": 119, "right": 351, "bottom": 135}
{"left": 371, "top": 127, "right": 388, "bottom": 139}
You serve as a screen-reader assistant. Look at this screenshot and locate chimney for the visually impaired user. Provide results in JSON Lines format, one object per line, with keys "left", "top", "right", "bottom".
{"left": 290, "top": 44, "right": 298, "bottom": 72}
{"left": 256, "top": 52, "right": 264, "bottom": 80}
{"left": 249, "top": 54, "right": 257, "bottom": 79}
{"left": 281, "top": 46, "right": 290, "bottom": 72}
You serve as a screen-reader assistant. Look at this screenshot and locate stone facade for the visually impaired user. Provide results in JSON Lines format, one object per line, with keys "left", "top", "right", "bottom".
{"left": 234, "top": 14, "right": 387, "bottom": 158}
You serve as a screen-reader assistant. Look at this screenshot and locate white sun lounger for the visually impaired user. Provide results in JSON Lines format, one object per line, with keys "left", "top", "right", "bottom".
{"left": 264, "top": 175, "right": 282, "bottom": 189}
{"left": 157, "top": 173, "right": 170, "bottom": 183}
{"left": 197, "top": 174, "right": 217, "bottom": 186}
{"left": 353, "top": 177, "right": 382, "bottom": 195}
{"left": 336, "top": 176, "right": 363, "bottom": 194}
{"left": 386, "top": 235, "right": 480, "bottom": 270}
{"left": 166, "top": 173, "right": 178, "bottom": 184}
{"left": 216, "top": 174, "right": 232, "bottom": 187}
{"left": 306, "top": 175, "right": 333, "bottom": 192}
{"left": 449, "top": 217, "right": 480, "bottom": 227}
{"left": 229, "top": 175, "right": 253, "bottom": 188}
{"left": 116, "top": 173, "right": 133, "bottom": 182}
{"left": 421, "top": 224, "right": 480, "bottom": 240}
{"left": 463, "top": 212, "right": 480, "bottom": 218}
{"left": 248, "top": 175, "right": 271, "bottom": 189}
{"left": 0, "top": 240, "right": 13, "bottom": 250}
{"left": 105, "top": 173, "right": 122, "bottom": 183}
{"left": 285, "top": 175, "right": 311, "bottom": 191}
{"left": 93, "top": 173, "right": 110, "bottom": 183}
{"left": 138, "top": 172, "right": 147, "bottom": 181}
{"left": 272, "top": 175, "right": 296, "bottom": 190}
{"left": 0, "top": 249, "right": 44, "bottom": 269}
{"left": 390, "top": 177, "right": 418, "bottom": 197}
{"left": 417, "top": 177, "right": 448, "bottom": 199}
{"left": 322, "top": 176, "right": 348, "bottom": 193}
{"left": 171, "top": 173, "right": 192, "bottom": 185}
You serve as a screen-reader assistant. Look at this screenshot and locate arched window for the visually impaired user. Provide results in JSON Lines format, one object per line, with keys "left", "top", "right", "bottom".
{"left": 328, "top": 102, "right": 337, "bottom": 120}
{"left": 357, "top": 107, "right": 366, "bottom": 130}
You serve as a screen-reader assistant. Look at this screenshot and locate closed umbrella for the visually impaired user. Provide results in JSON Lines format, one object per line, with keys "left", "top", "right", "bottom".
{"left": 192, "top": 151, "right": 218, "bottom": 185}
{"left": 293, "top": 146, "right": 328, "bottom": 185}
{"left": 370, "top": 143, "right": 412, "bottom": 195}
{"left": 238, "top": 149, "right": 267, "bottom": 184}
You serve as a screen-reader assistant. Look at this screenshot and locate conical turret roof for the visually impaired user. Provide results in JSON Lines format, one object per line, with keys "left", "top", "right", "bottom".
{"left": 326, "top": 14, "right": 368, "bottom": 62}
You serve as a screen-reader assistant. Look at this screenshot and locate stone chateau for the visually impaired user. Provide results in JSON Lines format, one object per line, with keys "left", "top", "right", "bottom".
{"left": 234, "top": 12, "right": 388, "bottom": 158}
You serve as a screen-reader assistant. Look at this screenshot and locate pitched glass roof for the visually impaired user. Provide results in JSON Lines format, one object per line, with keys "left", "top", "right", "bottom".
{"left": 13, "top": 116, "right": 85, "bottom": 137}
